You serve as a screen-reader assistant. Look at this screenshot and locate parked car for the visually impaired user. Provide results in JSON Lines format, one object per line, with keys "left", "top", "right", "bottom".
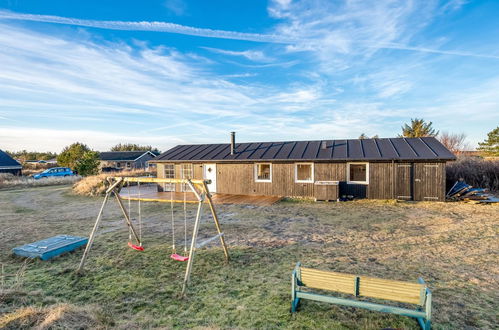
{"left": 32, "top": 167, "right": 75, "bottom": 179}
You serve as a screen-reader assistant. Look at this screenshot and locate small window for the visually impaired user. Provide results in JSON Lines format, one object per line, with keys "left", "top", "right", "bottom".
{"left": 126, "top": 162, "right": 131, "bottom": 169}
{"left": 163, "top": 164, "right": 175, "bottom": 191}
{"left": 255, "top": 163, "right": 272, "bottom": 182}
{"left": 295, "top": 163, "right": 314, "bottom": 183}
{"left": 116, "top": 162, "right": 121, "bottom": 168}
{"left": 347, "top": 163, "right": 369, "bottom": 184}
{"left": 181, "top": 164, "right": 193, "bottom": 191}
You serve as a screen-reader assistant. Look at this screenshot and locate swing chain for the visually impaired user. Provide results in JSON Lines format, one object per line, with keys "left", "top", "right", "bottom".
{"left": 171, "top": 190, "right": 175, "bottom": 253}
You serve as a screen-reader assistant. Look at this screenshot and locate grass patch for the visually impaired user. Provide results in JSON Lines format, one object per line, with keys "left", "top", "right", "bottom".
{"left": 1, "top": 186, "right": 498, "bottom": 328}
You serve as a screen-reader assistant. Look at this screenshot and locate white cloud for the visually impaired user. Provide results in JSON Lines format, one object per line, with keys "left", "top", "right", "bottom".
{"left": 201, "top": 47, "right": 272, "bottom": 62}
{"left": 0, "top": 10, "right": 293, "bottom": 43}
{"left": 163, "top": 0, "right": 187, "bottom": 16}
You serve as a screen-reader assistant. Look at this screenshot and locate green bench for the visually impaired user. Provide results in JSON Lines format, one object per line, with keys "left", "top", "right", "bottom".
{"left": 291, "top": 262, "right": 432, "bottom": 329}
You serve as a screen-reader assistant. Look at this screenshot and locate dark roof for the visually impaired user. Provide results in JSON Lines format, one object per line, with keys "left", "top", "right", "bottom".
{"left": 99, "top": 151, "right": 156, "bottom": 161}
{"left": 0, "top": 150, "right": 22, "bottom": 168}
{"left": 153, "top": 137, "right": 456, "bottom": 162}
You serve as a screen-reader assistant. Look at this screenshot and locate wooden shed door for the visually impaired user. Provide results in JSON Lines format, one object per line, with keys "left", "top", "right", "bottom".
{"left": 413, "top": 163, "right": 443, "bottom": 201}
{"left": 396, "top": 164, "right": 413, "bottom": 200}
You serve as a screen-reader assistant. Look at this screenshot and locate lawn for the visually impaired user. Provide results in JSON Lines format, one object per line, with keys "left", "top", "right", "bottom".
{"left": 0, "top": 185, "right": 498, "bottom": 329}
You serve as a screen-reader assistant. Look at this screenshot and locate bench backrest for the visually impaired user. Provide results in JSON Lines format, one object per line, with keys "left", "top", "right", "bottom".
{"left": 299, "top": 267, "right": 426, "bottom": 305}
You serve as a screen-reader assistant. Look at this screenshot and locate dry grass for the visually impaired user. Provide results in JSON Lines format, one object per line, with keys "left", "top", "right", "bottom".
{"left": 72, "top": 169, "right": 154, "bottom": 196}
{"left": 0, "top": 303, "right": 108, "bottom": 329}
{"left": 446, "top": 157, "right": 499, "bottom": 191}
{"left": 0, "top": 173, "right": 80, "bottom": 189}
{"left": 0, "top": 186, "right": 497, "bottom": 329}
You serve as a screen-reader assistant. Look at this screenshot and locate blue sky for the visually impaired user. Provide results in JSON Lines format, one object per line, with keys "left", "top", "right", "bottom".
{"left": 0, "top": 0, "right": 498, "bottom": 152}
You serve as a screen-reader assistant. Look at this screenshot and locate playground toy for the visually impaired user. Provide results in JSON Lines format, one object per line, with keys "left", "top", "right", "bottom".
{"left": 76, "top": 177, "right": 229, "bottom": 295}
{"left": 291, "top": 262, "right": 432, "bottom": 330}
{"left": 13, "top": 235, "right": 88, "bottom": 260}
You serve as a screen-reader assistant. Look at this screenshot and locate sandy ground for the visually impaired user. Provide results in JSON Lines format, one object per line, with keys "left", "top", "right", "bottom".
{"left": 0, "top": 185, "right": 498, "bottom": 329}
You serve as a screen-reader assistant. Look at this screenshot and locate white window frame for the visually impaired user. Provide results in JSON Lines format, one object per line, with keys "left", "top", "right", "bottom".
{"left": 254, "top": 163, "right": 272, "bottom": 183}
{"left": 295, "top": 162, "right": 314, "bottom": 183}
{"left": 347, "top": 162, "right": 369, "bottom": 184}
{"left": 181, "top": 163, "right": 193, "bottom": 191}
{"left": 163, "top": 164, "right": 175, "bottom": 191}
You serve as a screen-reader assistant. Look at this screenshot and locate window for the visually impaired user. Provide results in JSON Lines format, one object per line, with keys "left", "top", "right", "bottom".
{"left": 181, "top": 164, "right": 193, "bottom": 191}
{"left": 163, "top": 164, "right": 175, "bottom": 191}
{"left": 126, "top": 162, "right": 131, "bottom": 169}
{"left": 116, "top": 162, "right": 121, "bottom": 168}
{"left": 295, "top": 163, "right": 314, "bottom": 183}
{"left": 347, "top": 162, "right": 369, "bottom": 184}
{"left": 255, "top": 163, "right": 272, "bottom": 182}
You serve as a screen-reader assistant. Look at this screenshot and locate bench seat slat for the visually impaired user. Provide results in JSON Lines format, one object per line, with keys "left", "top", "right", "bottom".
{"left": 300, "top": 278, "right": 355, "bottom": 295}
{"left": 359, "top": 276, "right": 425, "bottom": 305}
{"left": 360, "top": 276, "right": 424, "bottom": 291}
{"left": 359, "top": 288, "right": 422, "bottom": 305}
{"left": 301, "top": 268, "right": 357, "bottom": 294}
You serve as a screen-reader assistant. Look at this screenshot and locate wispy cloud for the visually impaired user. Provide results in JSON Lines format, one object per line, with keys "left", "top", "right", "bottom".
{"left": 0, "top": 10, "right": 293, "bottom": 43}
{"left": 373, "top": 42, "right": 499, "bottom": 60}
{"left": 1, "top": 8, "right": 496, "bottom": 60}
{"left": 201, "top": 47, "right": 272, "bottom": 62}
{"left": 163, "top": 0, "right": 187, "bottom": 16}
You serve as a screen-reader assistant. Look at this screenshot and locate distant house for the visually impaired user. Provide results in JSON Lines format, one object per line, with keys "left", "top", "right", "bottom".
{"left": 0, "top": 150, "right": 22, "bottom": 175}
{"left": 98, "top": 151, "right": 158, "bottom": 170}
{"left": 149, "top": 133, "right": 456, "bottom": 201}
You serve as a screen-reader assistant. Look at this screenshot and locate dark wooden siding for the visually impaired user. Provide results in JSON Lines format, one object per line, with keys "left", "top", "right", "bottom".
{"left": 395, "top": 164, "right": 413, "bottom": 200}
{"left": 156, "top": 161, "right": 446, "bottom": 201}
{"left": 368, "top": 162, "right": 394, "bottom": 199}
{"left": 413, "top": 162, "right": 446, "bottom": 201}
{"left": 216, "top": 163, "right": 315, "bottom": 197}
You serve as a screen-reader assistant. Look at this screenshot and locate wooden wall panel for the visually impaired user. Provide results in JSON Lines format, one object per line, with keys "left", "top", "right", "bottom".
{"left": 368, "top": 163, "right": 394, "bottom": 199}
{"left": 154, "top": 161, "right": 446, "bottom": 201}
{"left": 314, "top": 163, "right": 346, "bottom": 181}
{"left": 216, "top": 163, "right": 315, "bottom": 197}
{"left": 414, "top": 162, "right": 445, "bottom": 201}
{"left": 395, "top": 164, "right": 413, "bottom": 200}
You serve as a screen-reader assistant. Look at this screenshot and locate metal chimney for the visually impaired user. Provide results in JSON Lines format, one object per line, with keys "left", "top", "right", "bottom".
{"left": 230, "top": 132, "right": 236, "bottom": 155}
{"left": 321, "top": 141, "right": 327, "bottom": 149}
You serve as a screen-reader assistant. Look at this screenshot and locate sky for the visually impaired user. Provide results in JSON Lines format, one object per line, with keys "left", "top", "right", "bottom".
{"left": 0, "top": 0, "right": 498, "bottom": 152}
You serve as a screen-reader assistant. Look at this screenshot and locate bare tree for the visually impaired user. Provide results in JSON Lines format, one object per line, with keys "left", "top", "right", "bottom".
{"left": 438, "top": 132, "right": 470, "bottom": 154}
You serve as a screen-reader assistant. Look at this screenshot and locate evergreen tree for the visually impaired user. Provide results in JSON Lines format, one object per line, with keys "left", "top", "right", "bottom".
{"left": 477, "top": 126, "right": 499, "bottom": 156}
{"left": 111, "top": 143, "right": 159, "bottom": 153}
{"left": 57, "top": 142, "right": 91, "bottom": 170}
{"left": 400, "top": 118, "right": 438, "bottom": 138}
{"left": 75, "top": 151, "right": 100, "bottom": 176}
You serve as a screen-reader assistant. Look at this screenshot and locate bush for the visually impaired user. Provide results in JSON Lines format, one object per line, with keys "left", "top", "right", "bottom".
{"left": 72, "top": 169, "right": 154, "bottom": 196}
{"left": 446, "top": 157, "right": 499, "bottom": 191}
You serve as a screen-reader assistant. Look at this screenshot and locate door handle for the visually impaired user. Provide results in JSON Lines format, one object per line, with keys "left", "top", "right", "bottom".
{"left": 415, "top": 179, "right": 421, "bottom": 182}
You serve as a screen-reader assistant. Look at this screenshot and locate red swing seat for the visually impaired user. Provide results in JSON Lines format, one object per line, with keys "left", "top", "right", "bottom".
{"left": 128, "top": 242, "right": 145, "bottom": 251}
{"left": 170, "top": 253, "right": 189, "bottom": 262}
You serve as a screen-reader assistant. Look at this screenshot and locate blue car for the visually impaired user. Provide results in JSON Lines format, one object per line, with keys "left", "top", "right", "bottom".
{"left": 33, "top": 167, "right": 75, "bottom": 179}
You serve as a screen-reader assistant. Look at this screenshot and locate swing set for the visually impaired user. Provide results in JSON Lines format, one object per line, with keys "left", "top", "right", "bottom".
{"left": 76, "top": 177, "right": 230, "bottom": 295}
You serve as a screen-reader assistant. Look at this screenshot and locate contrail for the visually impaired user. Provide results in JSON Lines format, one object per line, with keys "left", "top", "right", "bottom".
{"left": 2, "top": 10, "right": 497, "bottom": 60}
{"left": 0, "top": 10, "right": 294, "bottom": 44}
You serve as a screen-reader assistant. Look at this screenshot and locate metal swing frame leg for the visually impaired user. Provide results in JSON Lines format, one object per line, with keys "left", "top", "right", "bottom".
{"left": 76, "top": 179, "right": 141, "bottom": 273}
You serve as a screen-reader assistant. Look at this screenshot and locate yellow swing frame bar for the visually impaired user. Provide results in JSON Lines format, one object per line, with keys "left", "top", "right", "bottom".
{"left": 76, "top": 177, "right": 230, "bottom": 296}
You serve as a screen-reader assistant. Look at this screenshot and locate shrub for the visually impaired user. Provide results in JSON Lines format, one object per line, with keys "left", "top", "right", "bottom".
{"left": 72, "top": 169, "right": 154, "bottom": 196}
{"left": 446, "top": 157, "right": 499, "bottom": 191}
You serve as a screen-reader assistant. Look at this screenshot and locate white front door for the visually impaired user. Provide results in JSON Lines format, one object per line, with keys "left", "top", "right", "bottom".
{"left": 203, "top": 164, "right": 217, "bottom": 193}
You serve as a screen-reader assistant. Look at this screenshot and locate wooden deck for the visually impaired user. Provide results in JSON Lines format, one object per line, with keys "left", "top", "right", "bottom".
{"left": 119, "top": 185, "right": 282, "bottom": 206}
